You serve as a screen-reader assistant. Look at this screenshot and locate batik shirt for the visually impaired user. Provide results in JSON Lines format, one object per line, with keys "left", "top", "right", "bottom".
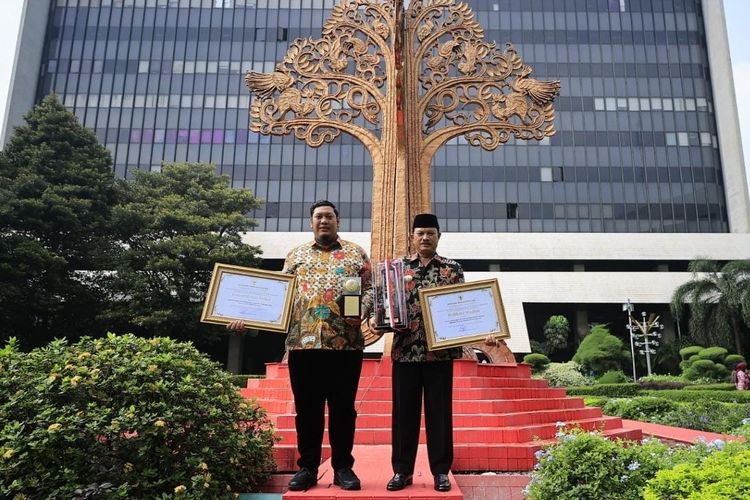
{"left": 390, "top": 253, "right": 464, "bottom": 362}
{"left": 283, "top": 238, "right": 371, "bottom": 351}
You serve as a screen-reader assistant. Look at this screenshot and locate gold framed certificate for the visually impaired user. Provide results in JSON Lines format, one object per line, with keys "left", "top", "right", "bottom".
{"left": 419, "top": 278, "right": 510, "bottom": 350}
{"left": 200, "top": 263, "right": 295, "bottom": 333}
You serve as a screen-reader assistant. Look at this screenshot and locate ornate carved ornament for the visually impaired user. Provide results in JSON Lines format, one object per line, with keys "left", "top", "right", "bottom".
{"left": 245, "top": 0, "right": 397, "bottom": 157}
{"left": 405, "top": 0, "right": 560, "bottom": 152}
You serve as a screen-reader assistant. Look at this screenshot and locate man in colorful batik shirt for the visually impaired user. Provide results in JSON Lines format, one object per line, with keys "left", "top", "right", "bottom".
{"left": 371, "top": 213, "right": 463, "bottom": 493}
{"left": 229, "top": 200, "right": 371, "bottom": 491}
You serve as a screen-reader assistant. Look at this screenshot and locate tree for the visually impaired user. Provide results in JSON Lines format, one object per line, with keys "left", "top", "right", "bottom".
{"left": 0, "top": 94, "right": 121, "bottom": 347}
{"left": 670, "top": 259, "right": 750, "bottom": 357}
{"left": 104, "top": 163, "right": 262, "bottom": 347}
{"left": 543, "top": 315, "right": 570, "bottom": 354}
{"left": 572, "top": 324, "right": 630, "bottom": 375}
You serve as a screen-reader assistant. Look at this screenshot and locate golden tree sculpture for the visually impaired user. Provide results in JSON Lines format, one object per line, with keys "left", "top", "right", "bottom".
{"left": 246, "top": 0, "right": 560, "bottom": 260}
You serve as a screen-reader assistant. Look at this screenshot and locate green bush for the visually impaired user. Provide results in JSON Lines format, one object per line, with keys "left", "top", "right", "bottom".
{"left": 228, "top": 374, "right": 265, "bottom": 388}
{"left": 698, "top": 346, "right": 729, "bottom": 363}
{"left": 537, "top": 362, "right": 592, "bottom": 387}
{"left": 644, "top": 389, "right": 750, "bottom": 404}
{"left": 637, "top": 374, "right": 688, "bottom": 390}
{"left": 602, "top": 397, "right": 679, "bottom": 421}
{"left": 572, "top": 324, "right": 629, "bottom": 375}
{"left": 526, "top": 430, "right": 672, "bottom": 500}
{"left": 679, "top": 345, "right": 703, "bottom": 360}
{"left": 597, "top": 370, "right": 630, "bottom": 384}
{"left": 0, "top": 335, "right": 277, "bottom": 498}
{"left": 683, "top": 359, "right": 729, "bottom": 381}
{"left": 644, "top": 447, "right": 750, "bottom": 499}
{"left": 566, "top": 383, "right": 640, "bottom": 397}
{"left": 684, "top": 383, "right": 735, "bottom": 391}
{"left": 657, "top": 401, "right": 750, "bottom": 434}
{"left": 523, "top": 353, "right": 551, "bottom": 373}
{"left": 725, "top": 354, "right": 746, "bottom": 368}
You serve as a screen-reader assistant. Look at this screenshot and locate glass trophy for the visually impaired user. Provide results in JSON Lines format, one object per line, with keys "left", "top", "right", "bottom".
{"left": 372, "top": 259, "right": 408, "bottom": 330}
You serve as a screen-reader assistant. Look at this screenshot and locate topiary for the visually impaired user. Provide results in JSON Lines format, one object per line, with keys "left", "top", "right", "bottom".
{"left": 725, "top": 354, "right": 746, "bottom": 369}
{"left": 643, "top": 447, "right": 750, "bottom": 499}
{"left": 698, "top": 346, "right": 729, "bottom": 364}
{"left": 523, "top": 353, "right": 551, "bottom": 373}
{"left": 572, "top": 324, "right": 629, "bottom": 375}
{"left": 683, "top": 358, "right": 730, "bottom": 381}
{"left": 597, "top": 370, "right": 631, "bottom": 384}
{"left": 537, "top": 361, "right": 592, "bottom": 387}
{"left": 0, "top": 334, "right": 277, "bottom": 499}
{"left": 679, "top": 345, "right": 704, "bottom": 360}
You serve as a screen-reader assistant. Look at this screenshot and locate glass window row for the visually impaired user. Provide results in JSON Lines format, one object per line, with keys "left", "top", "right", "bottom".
{"left": 63, "top": 93, "right": 252, "bottom": 109}
{"left": 593, "top": 96, "right": 711, "bottom": 112}
{"left": 56, "top": 0, "right": 340, "bottom": 10}
{"left": 57, "top": 0, "right": 699, "bottom": 13}
{"left": 252, "top": 201, "right": 724, "bottom": 223}
{"left": 432, "top": 166, "right": 721, "bottom": 183}
{"left": 557, "top": 95, "right": 713, "bottom": 113}
{"left": 480, "top": 0, "right": 698, "bottom": 14}
{"left": 548, "top": 130, "right": 717, "bottom": 148}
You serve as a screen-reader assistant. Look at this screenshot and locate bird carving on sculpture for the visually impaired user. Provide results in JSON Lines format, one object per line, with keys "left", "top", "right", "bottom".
{"left": 426, "top": 39, "right": 459, "bottom": 71}
{"left": 513, "top": 65, "right": 561, "bottom": 106}
{"left": 491, "top": 65, "right": 560, "bottom": 120}
{"left": 245, "top": 69, "right": 294, "bottom": 99}
{"left": 277, "top": 88, "right": 315, "bottom": 117}
{"left": 457, "top": 41, "right": 478, "bottom": 74}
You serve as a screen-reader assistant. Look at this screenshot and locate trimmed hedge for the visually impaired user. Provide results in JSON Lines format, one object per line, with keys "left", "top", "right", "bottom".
{"left": 566, "top": 383, "right": 640, "bottom": 397}
{"left": 643, "top": 389, "right": 750, "bottom": 403}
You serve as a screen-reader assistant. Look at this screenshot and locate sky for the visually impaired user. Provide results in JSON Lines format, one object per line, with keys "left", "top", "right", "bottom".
{"left": 0, "top": 0, "right": 748, "bottom": 187}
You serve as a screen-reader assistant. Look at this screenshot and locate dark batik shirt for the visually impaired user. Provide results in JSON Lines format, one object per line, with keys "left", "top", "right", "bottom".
{"left": 283, "top": 238, "right": 371, "bottom": 351}
{"left": 390, "top": 253, "right": 464, "bottom": 362}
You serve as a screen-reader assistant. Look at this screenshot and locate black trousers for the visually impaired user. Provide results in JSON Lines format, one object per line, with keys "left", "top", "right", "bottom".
{"left": 391, "top": 359, "right": 454, "bottom": 476}
{"left": 288, "top": 349, "right": 363, "bottom": 472}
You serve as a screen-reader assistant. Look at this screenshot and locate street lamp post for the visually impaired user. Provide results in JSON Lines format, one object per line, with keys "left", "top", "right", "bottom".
{"left": 623, "top": 300, "right": 637, "bottom": 381}
{"left": 631, "top": 311, "right": 665, "bottom": 377}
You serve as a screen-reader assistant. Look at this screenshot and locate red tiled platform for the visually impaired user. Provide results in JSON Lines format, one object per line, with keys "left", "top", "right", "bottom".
{"left": 241, "top": 357, "right": 642, "bottom": 476}
{"left": 283, "top": 445, "right": 463, "bottom": 499}
{"left": 621, "top": 419, "right": 746, "bottom": 445}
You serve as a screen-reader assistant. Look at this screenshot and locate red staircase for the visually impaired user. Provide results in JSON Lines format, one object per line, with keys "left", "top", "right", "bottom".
{"left": 240, "top": 357, "right": 642, "bottom": 474}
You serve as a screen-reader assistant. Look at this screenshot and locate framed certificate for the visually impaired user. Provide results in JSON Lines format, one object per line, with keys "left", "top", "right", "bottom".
{"left": 419, "top": 278, "right": 510, "bottom": 350}
{"left": 200, "top": 263, "right": 296, "bottom": 332}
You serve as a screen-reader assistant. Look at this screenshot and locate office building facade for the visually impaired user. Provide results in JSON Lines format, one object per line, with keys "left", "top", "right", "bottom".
{"left": 4, "top": 0, "right": 749, "bottom": 352}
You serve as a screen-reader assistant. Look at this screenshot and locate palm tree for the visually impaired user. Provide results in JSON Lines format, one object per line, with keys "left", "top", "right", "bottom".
{"left": 670, "top": 259, "right": 750, "bottom": 356}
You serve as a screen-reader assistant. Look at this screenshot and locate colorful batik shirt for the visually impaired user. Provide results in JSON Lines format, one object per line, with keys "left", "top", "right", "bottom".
{"left": 283, "top": 238, "right": 372, "bottom": 351}
{"left": 390, "top": 253, "right": 464, "bottom": 362}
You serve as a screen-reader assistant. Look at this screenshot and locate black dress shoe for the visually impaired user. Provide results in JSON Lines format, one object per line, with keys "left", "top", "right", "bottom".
{"left": 434, "top": 473, "right": 451, "bottom": 492}
{"left": 333, "top": 467, "right": 361, "bottom": 490}
{"left": 386, "top": 473, "right": 414, "bottom": 491}
{"left": 288, "top": 468, "right": 317, "bottom": 491}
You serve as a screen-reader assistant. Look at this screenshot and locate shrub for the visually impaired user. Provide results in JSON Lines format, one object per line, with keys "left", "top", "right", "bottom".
{"left": 523, "top": 353, "right": 551, "bottom": 373}
{"left": 679, "top": 345, "right": 703, "bottom": 360}
{"left": 698, "top": 346, "right": 729, "bottom": 363}
{"left": 526, "top": 430, "right": 672, "bottom": 500}
{"left": 683, "top": 359, "right": 729, "bottom": 381}
{"left": 725, "top": 354, "right": 746, "bottom": 368}
{"left": 637, "top": 374, "right": 689, "bottom": 390}
{"left": 597, "top": 370, "right": 630, "bottom": 384}
{"left": 572, "top": 324, "right": 629, "bottom": 375}
{"left": 0, "top": 334, "right": 277, "bottom": 498}
{"left": 684, "top": 383, "right": 735, "bottom": 391}
{"left": 644, "top": 389, "right": 750, "bottom": 404}
{"left": 644, "top": 447, "right": 750, "bottom": 499}
{"left": 566, "top": 383, "right": 641, "bottom": 397}
{"left": 657, "top": 401, "right": 750, "bottom": 433}
{"left": 542, "top": 315, "right": 570, "bottom": 354}
{"left": 602, "top": 397, "right": 679, "bottom": 421}
{"left": 537, "top": 362, "right": 592, "bottom": 387}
